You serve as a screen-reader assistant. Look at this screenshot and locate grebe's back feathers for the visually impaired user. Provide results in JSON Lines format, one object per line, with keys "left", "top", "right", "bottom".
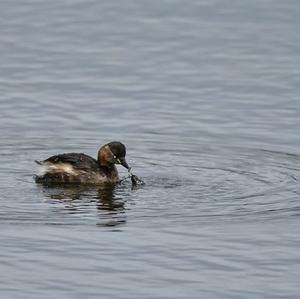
{"left": 42, "top": 153, "right": 99, "bottom": 171}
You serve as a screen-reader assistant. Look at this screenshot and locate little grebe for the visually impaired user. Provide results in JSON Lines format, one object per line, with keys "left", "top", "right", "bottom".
{"left": 35, "top": 141, "right": 130, "bottom": 185}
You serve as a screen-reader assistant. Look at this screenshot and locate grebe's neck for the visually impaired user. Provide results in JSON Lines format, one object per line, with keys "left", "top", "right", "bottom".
{"left": 97, "top": 145, "right": 119, "bottom": 181}
{"left": 98, "top": 164, "right": 119, "bottom": 181}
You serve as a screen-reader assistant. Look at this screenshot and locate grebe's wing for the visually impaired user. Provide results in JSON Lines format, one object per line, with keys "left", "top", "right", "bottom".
{"left": 37, "top": 153, "right": 99, "bottom": 171}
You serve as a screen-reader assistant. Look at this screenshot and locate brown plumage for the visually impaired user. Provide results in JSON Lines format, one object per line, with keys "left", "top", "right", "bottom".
{"left": 35, "top": 141, "right": 130, "bottom": 185}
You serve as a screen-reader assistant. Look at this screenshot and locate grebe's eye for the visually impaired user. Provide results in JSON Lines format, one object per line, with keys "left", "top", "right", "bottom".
{"left": 114, "top": 155, "right": 121, "bottom": 164}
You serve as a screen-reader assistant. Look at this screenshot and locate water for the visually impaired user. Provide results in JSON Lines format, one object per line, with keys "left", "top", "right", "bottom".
{"left": 1, "top": 0, "right": 300, "bottom": 298}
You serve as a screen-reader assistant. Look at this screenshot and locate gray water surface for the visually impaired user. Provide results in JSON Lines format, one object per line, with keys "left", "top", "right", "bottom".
{"left": 1, "top": 1, "right": 300, "bottom": 298}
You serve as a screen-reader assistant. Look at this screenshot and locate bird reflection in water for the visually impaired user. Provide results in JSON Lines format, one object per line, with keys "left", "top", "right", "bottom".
{"left": 38, "top": 183, "right": 127, "bottom": 228}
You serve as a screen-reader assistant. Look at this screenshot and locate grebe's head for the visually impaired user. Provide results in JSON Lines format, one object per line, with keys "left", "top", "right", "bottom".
{"left": 98, "top": 141, "right": 130, "bottom": 169}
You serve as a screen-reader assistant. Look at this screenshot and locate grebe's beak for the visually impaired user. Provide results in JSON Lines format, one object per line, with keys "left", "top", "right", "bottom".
{"left": 117, "top": 157, "right": 130, "bottom": 170}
